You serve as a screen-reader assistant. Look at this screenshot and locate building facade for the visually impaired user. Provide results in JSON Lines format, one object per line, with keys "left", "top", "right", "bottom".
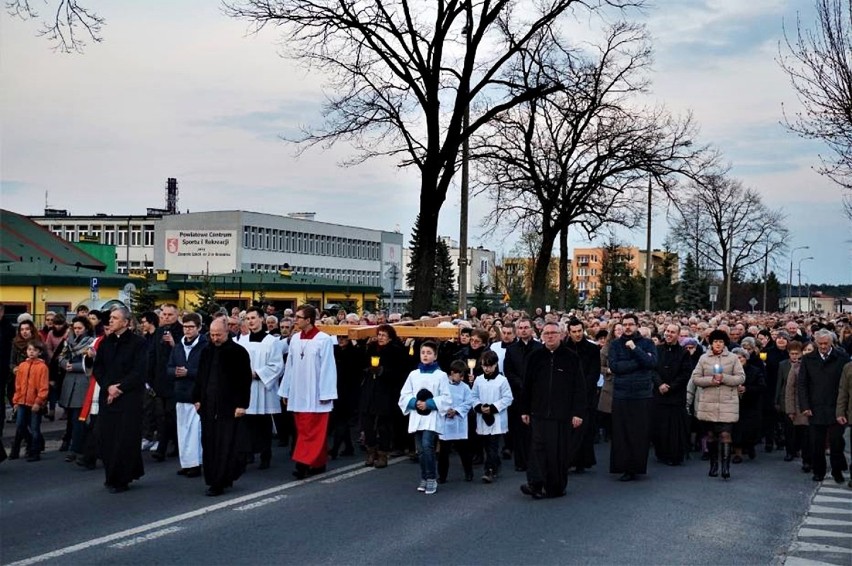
{"left": 572, "top": 246, "right": 679, "bottom": 299}
{"left": 400, "top": 238, "right": 497, "bottom": 295}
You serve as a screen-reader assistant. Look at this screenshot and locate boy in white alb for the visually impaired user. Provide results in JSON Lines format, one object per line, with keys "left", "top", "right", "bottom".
{"left": 438, "top": 359, "right": 474, "bottom": 483}
{"left": 471, "top": 349, "right": 513, "bottom": 483}
{"left": 398, "top": 341, "right": 452, "bottom": 495}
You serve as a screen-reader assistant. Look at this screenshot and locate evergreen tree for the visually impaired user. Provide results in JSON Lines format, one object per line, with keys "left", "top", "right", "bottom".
{"left": 765, "top": 271, "right": 782, "bottom": 312}
{"left": 405, "top": 214, "right": 423, "bottom": 290}
{"left": 129, "top": 276, "right": 157, "bottom": 314}
{"left": 507, "top": 277, "right": 528, "bottom": 311}
{"left": 191, "top": 274, "right": 221, "bottom": 325}
{"left": 431, "top": 237, "right": 456, "bottom": 312}
{"left": 472, "top": 280, "right": 490, "bottom": 314}
{"left": 598, "top": 240, "right": 641, "bottom": 310}
{"left": 679, "top": 253, "right": 703, "bottom": 312}
{"left": 651, "top": 251, "right": 678, "bottom": 311}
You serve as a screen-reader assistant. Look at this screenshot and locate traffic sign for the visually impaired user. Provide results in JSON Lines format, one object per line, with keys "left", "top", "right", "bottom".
{"left": 90, "top": 278, "right": 99, "bottom": 292}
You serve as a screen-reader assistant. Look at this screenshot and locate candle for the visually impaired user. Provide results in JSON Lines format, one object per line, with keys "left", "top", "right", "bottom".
{"left": 370, "top": 356, "right": 380, "bottom": 368}
{"left": 759, "top": 352, "right": 767, "bottom": 362}
{"left": 467, "top": 359, "right": 476, "bottom": 370}
{"left": 713, "top": 364, "right": 722, "bottom": 375}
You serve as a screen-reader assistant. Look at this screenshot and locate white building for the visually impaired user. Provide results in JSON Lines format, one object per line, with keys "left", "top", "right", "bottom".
{"left": 401, "top": 237, "right": 496, "bottom": 295}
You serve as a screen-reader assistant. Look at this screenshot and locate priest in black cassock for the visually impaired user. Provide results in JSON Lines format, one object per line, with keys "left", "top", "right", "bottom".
{"left": 563, "top": 318, "right": 601, "bottom": 473}
{"left": 519, "top": 322, "right": 586, "bottom": 499}
{"left": 93, "top": 307, "right": 146, "bottom": 493}
{"left": 651, "top": 324, "right": 692, "bottom": 466}
{"left": 193, "top": 318, "right": 253, "bottom": 496}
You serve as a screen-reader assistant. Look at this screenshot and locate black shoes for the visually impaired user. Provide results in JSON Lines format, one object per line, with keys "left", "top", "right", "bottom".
{"left": 832, "top": 472, "right": 845, "bottom": 484}
{"left": 179, "top": 466, "right": 201, "bottom": 478}
{"left": 812, "top": 474, "right": 825, "bottom": 482}
{"left": 205, "top": 486, "right": 224, "bottom": 497}
{"left": 108, "top": 484, "right": 129, "bottom": 494}
{"left": 520, "top": 483, "right": 544, "bottom": 499}
{"left": 618, "top": 473, "right": 635, "bottom": 482}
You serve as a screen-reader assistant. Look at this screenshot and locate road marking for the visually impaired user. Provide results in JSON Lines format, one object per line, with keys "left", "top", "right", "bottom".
{"left": 797, "top": 528, "right": 852, "bottom": 539}
{"left": 108, "top": 527, "right": 183, "bottom": 549}
{"left": 320, "top": 456, "right": 406, "bottom": 484}
{"left": 812, "top": 495, "right": 851, "bottom": 504}
{"left": 803, "top": 516, "right": 852, "bottom": 527}
{"left": 809, "top": 505, "right": 852, "bottom": 515}
{"left": 232, "top": 495, "right": 286, "bottom": 511}
{"left": 7, "top": 460, "right": 370, "bottom": 566}
{"left": 785, "top": 556, "right": 842, "bottom": 566}
{"left": 789, "top": 542, "right": 852, "bottom": 554}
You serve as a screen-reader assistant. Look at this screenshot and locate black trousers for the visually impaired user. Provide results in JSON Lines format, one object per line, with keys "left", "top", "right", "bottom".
{"left": 244, "top": 414, "right": 273, "bottom": 462}
{"left": 508, "top": 404, "right": 529, "bottom": 469}
{"left": 362, "top": 413, "right": 392, "bottom": 452}
{"left": 152, "top": 395, "right": 176, "bottom": 456}
{"left": 809, "top": 423, "right": 847, "bottom": 479}
{"left": 437, "top": 438, "right": 472, "bottom": 480}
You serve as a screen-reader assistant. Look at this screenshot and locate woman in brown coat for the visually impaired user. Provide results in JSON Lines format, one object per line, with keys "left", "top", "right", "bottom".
{"left": 784, "top": 341, "right": 811, "bottom": 473}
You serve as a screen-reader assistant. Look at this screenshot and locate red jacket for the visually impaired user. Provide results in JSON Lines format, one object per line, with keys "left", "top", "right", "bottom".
{"left": 13, "top": 357, "right": 49, "bottom": 408}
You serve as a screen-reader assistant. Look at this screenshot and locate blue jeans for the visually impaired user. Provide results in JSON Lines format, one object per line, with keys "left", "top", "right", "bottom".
{"left": 16, "top": 406, "right": 43, "bottom": 456}
{"left": 416, "top": 430, "right": 438, "bottom": 480}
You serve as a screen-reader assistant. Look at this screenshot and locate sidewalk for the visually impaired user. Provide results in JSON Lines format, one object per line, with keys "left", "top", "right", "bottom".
{"left": 2, "top": 406, "right": 69, "bottom": 443}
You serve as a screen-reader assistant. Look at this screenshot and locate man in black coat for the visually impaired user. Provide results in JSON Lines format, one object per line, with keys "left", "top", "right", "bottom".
{"left": 797, "top": 329, "right": 851, "bottom": 483}
{"left": 563, "top": 318, "right": 600, "bottom": 472}
{"left": 148, "top": 303, "right": 182, "bottom": 462}
{"left": 93, "top": 307, "right": 147, "bottom": 493}
{"left": 503, "top": 317, "right": 542, "bottom": 472}
{"left": 193, "top": 318, "right": 253, "bottom": 496}
{"left": 519, "top": 322, "right": 585, "bottom": 499}
{"left": 651, "top": 324, "right": 692, "bottom": 465}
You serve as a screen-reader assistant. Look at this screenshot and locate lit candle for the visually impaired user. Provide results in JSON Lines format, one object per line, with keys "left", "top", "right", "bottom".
{"left": 759, "top": 352, "right": 767, "bottom": 362}
{"left": 467, "top": 359, "right": 476, "bottom": 370}
{"left": 370, "top": 356, "right": 380, "bottom": 368}
{"left": 713, "top": 364, "right": 722, "bottom": 375}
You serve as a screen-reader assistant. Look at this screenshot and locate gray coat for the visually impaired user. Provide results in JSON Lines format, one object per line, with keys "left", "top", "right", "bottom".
{"left": 59, "top": 334, "right": 94, "bottom": 409}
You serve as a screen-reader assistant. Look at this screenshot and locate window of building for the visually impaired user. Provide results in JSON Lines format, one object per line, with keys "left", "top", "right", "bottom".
{"left": 118, "top": 227, "right": 128, "bottom": 246}
{"left": 243, "top": 226, "right": 250, "bottom": 248}
{"left": 250, "top": 227, "right": 257, "bottom": 249}
{"left": 65, "top": 225, "right": 77, "bottom": 242}
{"left": 144, "top": 225, "right": 155, "bottom": 246}
{"left": 104, "top": 228, "right": 116, "bottom": 246}
{"left": 131, "top": 226, "right": 142, "bottom": 247}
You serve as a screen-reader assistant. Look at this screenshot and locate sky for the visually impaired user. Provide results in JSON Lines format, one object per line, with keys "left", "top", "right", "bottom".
{"left": 1, "top": 0, "right": 850, "bottom": 285}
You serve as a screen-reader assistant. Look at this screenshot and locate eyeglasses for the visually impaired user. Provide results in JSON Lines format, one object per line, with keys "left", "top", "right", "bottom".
{"left": 294, "top": 315, "right": 307, "bottom": 320}
{"left": 182, "top": 324, "right": 197, "bottom": 329}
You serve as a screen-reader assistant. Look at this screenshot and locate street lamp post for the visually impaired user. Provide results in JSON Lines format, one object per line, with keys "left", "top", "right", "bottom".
{"left": 458, "top": 16, "right": 472, "bottom": 318}
{"left": 797, "top": 256, "right": 814, "bottom": 312}
{"left": 787, "top": 246, "right": 809, "bottom": 312}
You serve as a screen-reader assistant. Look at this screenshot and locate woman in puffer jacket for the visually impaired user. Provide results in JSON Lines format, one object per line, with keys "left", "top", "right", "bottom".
{"left": 690, "top": 329, "right": 745, "bottom": 480}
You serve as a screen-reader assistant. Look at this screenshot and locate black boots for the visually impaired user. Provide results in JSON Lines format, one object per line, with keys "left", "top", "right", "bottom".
{"left": 720, "top": 443, "right": 732, "bottom": 480}
{"left": 708, "top": 442, "right": 718, "bottom": 477}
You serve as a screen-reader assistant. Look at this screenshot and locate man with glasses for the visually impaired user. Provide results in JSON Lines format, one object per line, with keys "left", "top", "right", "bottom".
{"left": 608, "top": 313, "right": 657, "bottom": 482}
{"left": 519, "top": 322, "right": 585, "bottom": 499}
{"left": 167, "top": 313, "right": 207, "bottom": 478}
{"left": 279, "top": 305, "right": 337, "bottom": 479}
{"left": 235, "top": 306, "right": 285, "bottom": 470}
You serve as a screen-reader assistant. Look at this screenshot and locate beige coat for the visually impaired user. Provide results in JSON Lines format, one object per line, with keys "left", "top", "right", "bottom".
{"left": 837, "top": 361, "right": 852, "bottom": 424}
{"left": 784, "top": 363, "right": 809, "bottom": 426}
{"left": 691, "top": 349, "right": 745, "bottom": 423}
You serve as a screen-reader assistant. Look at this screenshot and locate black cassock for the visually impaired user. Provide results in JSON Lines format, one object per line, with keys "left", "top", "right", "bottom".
{"left": 93, "top": 329, "right": 147, "bottom": 488}
{"left": 194, "top": 340, "right": 253, "bottom": 490}
{"left": 651, "top": 343, "right": 692, "bottom": 465}
{"left": 564, "top": 338, "right": 601, "bottom": 470}
{"left": 520, "top": 345, "right": 586, "bottom": 497}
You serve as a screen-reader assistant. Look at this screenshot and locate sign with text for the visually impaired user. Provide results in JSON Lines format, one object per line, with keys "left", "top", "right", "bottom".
{"left": 163, "top": 230, "right": 237, "bottom": 273}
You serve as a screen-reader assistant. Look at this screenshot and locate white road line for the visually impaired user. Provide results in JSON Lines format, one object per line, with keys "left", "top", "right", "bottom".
{"left": 813, "top": 495, "right": 852, "bottom": 504}
{"left": 232, "top": 495, "right": 287, "bottom": 511}
{"left": 784, "top": 556, "right": 841, "bottom": 566}
{"left": 320, "top": 456, "right": 406, "bottom": 484}
{"left": 789, "top": 542, "right": 852, "bottom": 554}
{"left": 803, "top": 516, "right": 852, "bottom": 527}
{"left": 817, "top": 486, "right": 852, "bottom": 495}
{"left": 7, "top": 460, "right": 368, "bottom": 566}
{"left": 809, "top": 505, "right": 852, "bottom": 515}
{"left": 108, "top": 527, "right": 183, "bottom": 549}
{"left": 797, "top": 528, "right": 852, "bottom": 539}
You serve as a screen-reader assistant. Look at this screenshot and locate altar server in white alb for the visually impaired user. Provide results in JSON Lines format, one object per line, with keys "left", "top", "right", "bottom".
{"left": 398, "top": 341, "right": 452, "bottom": 495}
{"left": 471, "top": 349, "right": 514, "bottom": 484}
{"left": 234, "top": 306, "right": 285, "bottom": 470}
{"left": 438, "top": 359, "right": 475, "bottom": 483}
{"left": 279, "top": 304, "right": 337, "bottom": 479}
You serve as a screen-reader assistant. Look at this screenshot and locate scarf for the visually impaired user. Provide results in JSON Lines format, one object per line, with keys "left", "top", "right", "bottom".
{"left": 418, "top": 361, "right": 439, "bottom": 373}
{"left": 65, "top": 332, "right": 94, "bottom": 362}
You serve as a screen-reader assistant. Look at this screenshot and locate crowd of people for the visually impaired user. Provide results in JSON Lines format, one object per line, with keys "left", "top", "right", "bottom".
{"left": 1, "top": 301, "right": 851, "bottom": 500}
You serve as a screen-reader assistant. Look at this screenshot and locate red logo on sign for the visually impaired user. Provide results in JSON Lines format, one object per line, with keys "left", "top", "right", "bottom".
{"left": 167, "top": 238, "right": 179, "bottom": 254}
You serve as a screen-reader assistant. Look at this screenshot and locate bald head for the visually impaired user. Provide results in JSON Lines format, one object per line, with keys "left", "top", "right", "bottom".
{"left": 209, "top": 318, "right": 229, "bottom": 346}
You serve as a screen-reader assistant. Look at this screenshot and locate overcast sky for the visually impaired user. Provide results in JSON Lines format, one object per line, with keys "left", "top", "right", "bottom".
{"left": 1, "top": 0, "right": 850, "bottom": 285}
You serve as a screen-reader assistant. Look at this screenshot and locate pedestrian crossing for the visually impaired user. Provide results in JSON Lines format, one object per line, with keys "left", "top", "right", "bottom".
{"left": 784, "top": 483, "right": 852, "bottom": 566}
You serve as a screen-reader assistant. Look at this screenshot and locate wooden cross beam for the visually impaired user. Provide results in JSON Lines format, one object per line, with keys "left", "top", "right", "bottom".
{"left": 317, "top": 316, "right": 459, "bottom": 340}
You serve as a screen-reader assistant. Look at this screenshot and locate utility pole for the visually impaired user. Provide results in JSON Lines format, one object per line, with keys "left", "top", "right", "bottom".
{"left": 386, "top": 263, "right": 399, "bottom": 315}
{"left": 787, "top": 246, "right": 809, "bottom": 312}
{"left": 458, "top": 13, "right": 472, "bottom": 318}
{"left": 644, "top": 176, "right": 652, "bottom": 312}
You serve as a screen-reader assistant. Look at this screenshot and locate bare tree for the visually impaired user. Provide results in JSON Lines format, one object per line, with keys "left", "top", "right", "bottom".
{"left": 224, "top": 0, "right": 642, "bottom": 315}
{"left": 6, "top": 0, "right": 104, "bottom": 53}
{"left": 669, "top": 173, "right": 789, "bottom": 311}
{"left": 779, "top": 0, "right": 852, "bottom": 220}
{"left": 472, "top": 21, "right": 705, "bottom": 308}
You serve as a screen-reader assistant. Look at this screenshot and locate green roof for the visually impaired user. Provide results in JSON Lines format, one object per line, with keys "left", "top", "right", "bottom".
{"left": 0, "top": 209, "right": 106, "bottom": 269}
{"left": 0, "top": 260, "right": 131, "bottom": 286}
{"left": 166, "top": 271, "right": 383, "bottom": 294}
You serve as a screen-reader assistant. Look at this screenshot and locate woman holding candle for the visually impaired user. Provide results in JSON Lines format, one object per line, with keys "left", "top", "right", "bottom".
{"left": 360, "top": 325, "right": 407, "bottom": 468}
{"left": 690, "top": 329, "right": 745, "bottom": 480}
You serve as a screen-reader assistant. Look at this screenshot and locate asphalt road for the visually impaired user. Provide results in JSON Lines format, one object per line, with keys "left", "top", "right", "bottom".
{"left": 0, "top": 433, "right": 825, "bottom": 566}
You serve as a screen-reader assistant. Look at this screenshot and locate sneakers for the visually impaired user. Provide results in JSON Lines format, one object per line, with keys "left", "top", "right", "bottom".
{"left": 417, "top": 480, "right": 427, "bottom": 492}
{"left": 481, "top": 470, "right": 495, "bottom": 483}
{"left": 141, "top": 439, "right": 156, "bottom": 451}
{"left": 424, "top": 479, "right": 437, "bottom": 495}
